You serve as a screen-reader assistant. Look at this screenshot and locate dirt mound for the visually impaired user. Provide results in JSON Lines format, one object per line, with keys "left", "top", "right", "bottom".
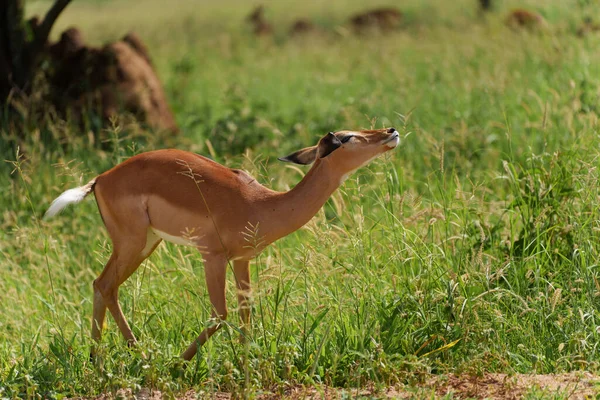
{"left": 48, "top": 28, "right": 178, "bottom": 134}
{"left": 289, "top": 19, "right": 316, "bottom": 37}
{"left": 349, "top": 7, "right": 402, "bottom": 31}
{"left": 246, "top": 5, "right": 273, "bottom": 37}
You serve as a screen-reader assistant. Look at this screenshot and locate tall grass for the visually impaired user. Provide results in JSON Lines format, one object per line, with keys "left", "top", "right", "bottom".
{"left": 2, "top": 0, "right": 600, "bottom": 397}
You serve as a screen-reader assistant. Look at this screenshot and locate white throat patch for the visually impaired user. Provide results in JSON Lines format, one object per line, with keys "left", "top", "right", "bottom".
{"left": 339, "top": 155, "right": 381, "bottom": 184}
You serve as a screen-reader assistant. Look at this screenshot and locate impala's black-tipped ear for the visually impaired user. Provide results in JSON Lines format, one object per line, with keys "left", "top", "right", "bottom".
{"left": 278, "top": 146, "right": 318, "bottom": 165}
{"left": 316, "top": 132, "right": 342, "bottom": 159}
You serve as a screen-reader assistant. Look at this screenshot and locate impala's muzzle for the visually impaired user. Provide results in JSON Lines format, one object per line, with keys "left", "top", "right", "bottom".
{"left": 383, "top": 128, "right": 400, "bottom": 148}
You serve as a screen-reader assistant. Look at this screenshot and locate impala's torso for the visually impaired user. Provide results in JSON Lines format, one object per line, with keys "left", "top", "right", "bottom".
{"left": 94, "top": 149, "right": 278, "bottom": 260}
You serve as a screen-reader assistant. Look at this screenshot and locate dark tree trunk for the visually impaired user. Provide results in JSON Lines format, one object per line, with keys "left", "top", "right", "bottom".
{"left": 0, "top": 0, "right": 71, "bottom": 104}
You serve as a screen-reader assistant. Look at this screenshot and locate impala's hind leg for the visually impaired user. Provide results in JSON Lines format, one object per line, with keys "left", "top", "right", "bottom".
{"left": 92, "top": 227, "right": 161, "bottom": 350}
{"left": 91, "top": 254, "right": 112, "bottom": 342}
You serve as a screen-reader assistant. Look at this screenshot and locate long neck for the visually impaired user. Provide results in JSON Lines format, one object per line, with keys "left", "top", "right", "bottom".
{"left": 260, "top": 159, "right": 342, "bottom": 244}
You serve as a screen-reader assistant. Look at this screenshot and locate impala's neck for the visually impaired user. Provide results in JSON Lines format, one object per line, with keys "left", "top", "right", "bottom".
{"left": 261, "top": 159, "right": 343, "bottom": 244}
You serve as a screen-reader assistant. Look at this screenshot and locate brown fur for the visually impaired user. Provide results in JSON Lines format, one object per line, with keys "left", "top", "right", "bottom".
{"left": 505, "top": 9, "right": 546, "bottom": 29}
{"left": 349, "top": 7, "right": 402, "bottom": 31}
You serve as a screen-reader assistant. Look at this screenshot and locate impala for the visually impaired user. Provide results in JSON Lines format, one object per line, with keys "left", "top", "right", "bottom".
{"left": 45, "top": 127, "right": 400, "bottom": 360}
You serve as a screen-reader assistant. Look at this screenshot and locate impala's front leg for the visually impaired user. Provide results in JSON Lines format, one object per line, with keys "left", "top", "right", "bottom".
{"left": 181, "top": 253, "right": 228, "bottom": 361}
{"left": 233, "top": 260, "right": 251, "bottom": 339}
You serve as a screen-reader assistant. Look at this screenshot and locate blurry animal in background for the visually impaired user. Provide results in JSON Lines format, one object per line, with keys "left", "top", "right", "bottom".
{"left": 349, "top": 7, "right": 402, "bottom": 32}
{"left": 289, "top": 19, "right": 316, "bottom": 37}
{"left": 246, "top": 5, "right": 273, "bottom": 36}
{"left": 505, "top": 9, "right": 547, "bottom": 30}
{"left": 48, "top": 28, "right": 178, "bottom": 134}
{"left": 577, "top": 17, "right": 600, "bottom": 37}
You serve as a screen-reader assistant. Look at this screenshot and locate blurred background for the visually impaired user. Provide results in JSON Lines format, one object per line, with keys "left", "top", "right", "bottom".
{"left": 6, "top": 0, "right": 596, "bottom": 164}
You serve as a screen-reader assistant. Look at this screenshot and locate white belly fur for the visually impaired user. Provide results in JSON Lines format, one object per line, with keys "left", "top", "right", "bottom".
{"left": 150, "top": 228, "right": 198, "bottom": 247}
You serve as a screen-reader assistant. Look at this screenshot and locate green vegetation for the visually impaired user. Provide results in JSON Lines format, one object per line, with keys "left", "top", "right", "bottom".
{"left": 2, "top": 0, "right": 600, "bottom": 397}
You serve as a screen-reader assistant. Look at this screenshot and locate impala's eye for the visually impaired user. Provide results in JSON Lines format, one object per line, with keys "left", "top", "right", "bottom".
{"left": 341, "top": 135, "right": 353, "bottom": 143}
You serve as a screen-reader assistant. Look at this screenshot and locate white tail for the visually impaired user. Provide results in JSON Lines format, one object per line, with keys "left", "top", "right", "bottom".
{"left": 44, "top": 179, "right": 96, "bottom": 219}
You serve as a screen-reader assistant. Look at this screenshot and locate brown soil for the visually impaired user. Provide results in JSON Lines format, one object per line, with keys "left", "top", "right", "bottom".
{"left": 79, "top": 372, "right": 600, "bottom": 399}
{"left": 431, "top": 372, "right": 598, "bottom": 399}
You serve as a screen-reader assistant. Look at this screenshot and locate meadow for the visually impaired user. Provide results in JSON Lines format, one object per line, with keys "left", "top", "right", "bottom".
{"left": 2, "top": 0, "right": 600, "bottom": 397}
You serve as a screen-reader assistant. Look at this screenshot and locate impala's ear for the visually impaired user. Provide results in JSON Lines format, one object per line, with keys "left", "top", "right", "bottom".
{"left": 316, "top": 132, "right": 342, "bottom": 159}
{"left": 278, "top": 132, "right": 342, "bottom": 165}
{"left": 278, "top": 146, "right": 318, "bottom": 165}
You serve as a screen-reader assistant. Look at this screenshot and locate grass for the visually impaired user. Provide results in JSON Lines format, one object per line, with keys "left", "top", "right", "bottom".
{"left": 2, "top": 0, "right": 600, "bottom": 397}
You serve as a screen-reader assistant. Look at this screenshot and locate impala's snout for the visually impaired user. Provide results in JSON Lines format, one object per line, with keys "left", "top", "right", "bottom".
{"left": 383, "top": 127, "right": 400, "bottom": 148}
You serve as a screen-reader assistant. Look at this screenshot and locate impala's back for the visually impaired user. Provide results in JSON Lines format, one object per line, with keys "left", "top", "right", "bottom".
{"left": 93, "top": 149, "right": 271, "bottom": 257}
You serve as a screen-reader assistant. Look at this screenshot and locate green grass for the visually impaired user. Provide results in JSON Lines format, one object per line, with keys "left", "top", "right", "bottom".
{"left": 2, "top": 0, "right": 600, "bottom": 397}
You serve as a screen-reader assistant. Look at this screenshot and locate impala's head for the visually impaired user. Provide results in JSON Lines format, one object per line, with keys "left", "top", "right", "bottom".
{"left": 279, "top": 127, "right": 400, "bottom": 176}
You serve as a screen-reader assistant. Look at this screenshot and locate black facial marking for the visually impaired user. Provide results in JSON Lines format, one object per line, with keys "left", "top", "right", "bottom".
{"left": 318, "top": 132, "right": 342, "bottom": 158}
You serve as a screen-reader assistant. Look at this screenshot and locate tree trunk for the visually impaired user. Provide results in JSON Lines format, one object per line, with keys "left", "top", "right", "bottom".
{"left": 0, "top": 0, "right": 71, "bottom": 104}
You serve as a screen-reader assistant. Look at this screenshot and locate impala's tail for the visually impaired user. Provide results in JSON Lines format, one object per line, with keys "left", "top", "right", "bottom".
{"left": 44, "top": 179, "right": 97, "bottom": 219}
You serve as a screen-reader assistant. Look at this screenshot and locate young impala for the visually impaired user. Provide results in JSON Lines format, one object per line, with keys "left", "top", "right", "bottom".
{"left": 45, "top": 127, "right": 400, "bottom": 360}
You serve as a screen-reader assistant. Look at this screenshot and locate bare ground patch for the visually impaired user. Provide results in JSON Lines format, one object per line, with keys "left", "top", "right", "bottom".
{"left": 429, "top": 372, "right": 599, "bottom": 399}
{"left": 79, "top": 372, "right": 600, "bottom": 399}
